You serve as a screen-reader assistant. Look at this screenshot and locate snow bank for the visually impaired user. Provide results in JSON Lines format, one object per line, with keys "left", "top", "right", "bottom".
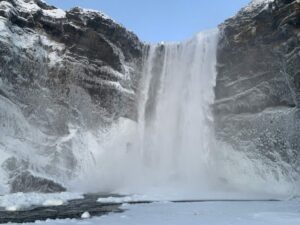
{"left": 97, "top": 195, "right": 149, "bottom": 203}
{"left": 0, "top": 192, "right": 83, "bottom": 211}
{"left": 95, "top": 189, "right": 288, "bottom": 204}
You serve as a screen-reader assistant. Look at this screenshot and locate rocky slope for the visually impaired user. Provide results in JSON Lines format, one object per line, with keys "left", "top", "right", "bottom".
{"left": 215, "top": 0, "right": 300, "bottom": 182}
{"left": 0, "top": 0, "right": 144, "bottom": 193}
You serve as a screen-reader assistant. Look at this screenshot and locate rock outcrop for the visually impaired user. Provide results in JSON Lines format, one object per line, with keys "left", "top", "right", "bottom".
{"left": 215, "top": 0, "right": 300, "bottom": 181}
{"left": 0, "top": 0, "right": 144, "bottom": 192}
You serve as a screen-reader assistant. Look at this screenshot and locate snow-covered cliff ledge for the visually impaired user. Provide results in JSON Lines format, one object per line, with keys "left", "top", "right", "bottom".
{"left": 246, "top": 0, "right": 275, "bottom": 11}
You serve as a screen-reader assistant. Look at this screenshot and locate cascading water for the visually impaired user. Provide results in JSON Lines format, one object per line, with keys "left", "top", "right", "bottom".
{"left": 137, "top": 29, "right": 218, "bottom": 186}
{"left": 72, "top": 30, "right": 219, "bottom": 195}
{"left": 72, "top": 29, "right": 298, "bottom": 199}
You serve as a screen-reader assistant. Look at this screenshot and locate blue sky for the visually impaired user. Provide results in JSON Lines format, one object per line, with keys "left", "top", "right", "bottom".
{"left": 44, "top": 0, "right": 250, "bottom": 43}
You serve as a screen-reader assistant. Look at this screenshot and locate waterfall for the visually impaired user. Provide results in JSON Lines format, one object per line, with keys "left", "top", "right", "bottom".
{"left": 72, "top": 29, "right": 297, "bottom": 199}
{"left": 137, "top": 29, "right": 218, "bottom": 186}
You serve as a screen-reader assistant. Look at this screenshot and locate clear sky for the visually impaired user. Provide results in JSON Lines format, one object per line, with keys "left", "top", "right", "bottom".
{"left": 44, "top": 0, "right": 250, "bottom": 43}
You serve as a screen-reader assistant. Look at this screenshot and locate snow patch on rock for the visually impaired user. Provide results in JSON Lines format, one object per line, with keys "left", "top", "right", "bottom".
{"left": 14, "top": 0, "right": 40, "bottom": 14}
{"left": 78, "top": 8, "right": 114, "bottom": 22}
{"left": 14, "top": 0, "right": 66, "bottom": 19}
{"left": 0, "top": 17, "right": 65, "bottom": 68}
{"left": 245, "top": 0, "right": 274, "bottom": 11}
{"left": 43, "top": 8, "right": 66, "bottom": 19}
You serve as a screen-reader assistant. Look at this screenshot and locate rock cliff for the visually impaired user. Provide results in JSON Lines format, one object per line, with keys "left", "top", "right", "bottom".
{"left": 215, "top": 0, "right": 300, "bottom": 181}
{"left": 0, "top": 0, "right": 144, "bottom": 193}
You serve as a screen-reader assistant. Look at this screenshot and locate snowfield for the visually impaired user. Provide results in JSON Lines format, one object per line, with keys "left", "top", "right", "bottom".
{"left": 4, "top": 199, "right": 300, "bottom": 225}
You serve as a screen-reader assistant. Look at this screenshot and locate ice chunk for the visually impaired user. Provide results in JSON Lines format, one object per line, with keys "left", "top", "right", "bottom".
{"left": 42, "top": 199, "right": 64, "bottom": 206}
{"left": 5, "top": 205, "right": 20, "bottom": 212}
{"left": 81, "top": 211, "right": 91, "bottom": 219}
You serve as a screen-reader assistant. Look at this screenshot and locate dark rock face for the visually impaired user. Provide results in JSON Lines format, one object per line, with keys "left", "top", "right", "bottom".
{"left": 10, "top": 172, "right": 66, "bottom": 193}
{"left": 2, "top": 157, "right": 66, "bottom": 193}
{"left": 0, "top": 0, "right": 144, "bottom": 192}
{"left": 215, "top": 0, "right": 300, "bottom": 179}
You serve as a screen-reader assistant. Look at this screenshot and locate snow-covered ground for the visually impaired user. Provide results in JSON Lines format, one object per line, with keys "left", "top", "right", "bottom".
{"left": 4, "top": 199, "right": 299, "bottom": 225}
{"left": 96, "top": 191, "right": 290, "bottom": 204}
